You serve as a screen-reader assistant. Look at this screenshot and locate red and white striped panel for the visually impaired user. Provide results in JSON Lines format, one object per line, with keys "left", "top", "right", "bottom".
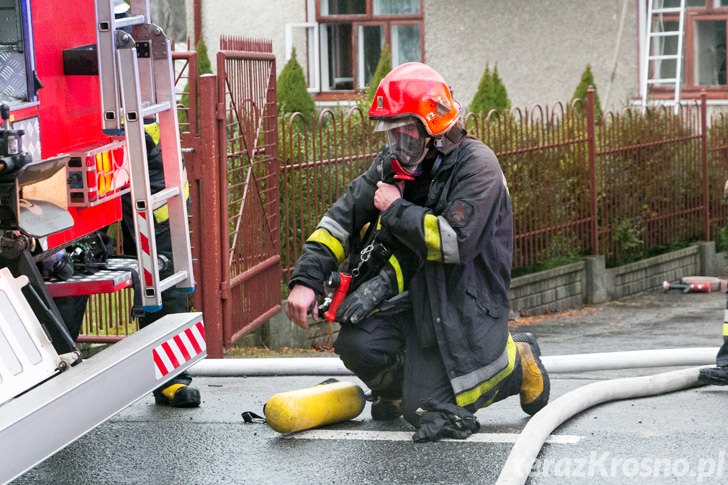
{"left": 152, "top": 320, "right": 206, "bottom": 379}
{"left": 136, "top": 210, "right": 154, "bottom": 288}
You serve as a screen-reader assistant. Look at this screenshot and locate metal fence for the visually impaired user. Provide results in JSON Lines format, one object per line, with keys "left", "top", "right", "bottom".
{"left": 77, "top": 42, "right": 728, "bottom": 353}
{"left": 280, "top": 107, "right": 381, "bottom": 281}
{"left": 280, "top": 90, "right": 728, "bottom": 279}
{"left": 464, "top": 101, "right": 593, "bottom": 271}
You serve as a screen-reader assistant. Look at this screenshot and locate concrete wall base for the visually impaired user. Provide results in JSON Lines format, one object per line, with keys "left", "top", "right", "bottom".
{"left": 260, "top": 243, "right": 725, "bottom": 349}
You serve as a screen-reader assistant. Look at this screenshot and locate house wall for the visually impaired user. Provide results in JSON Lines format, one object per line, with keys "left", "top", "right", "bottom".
{"left": 424, "top": 0, "right": 639, "bottom": 111}
{"left": 191, "top": 0, "right": 639, "bottom": 111}
{"left": 194, "top": 0, "right": 305, "bottom": 73}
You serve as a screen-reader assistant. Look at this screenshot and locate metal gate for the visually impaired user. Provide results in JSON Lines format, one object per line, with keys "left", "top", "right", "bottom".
{"left": 215, "top": 36, "right": 280, "bottom": 351}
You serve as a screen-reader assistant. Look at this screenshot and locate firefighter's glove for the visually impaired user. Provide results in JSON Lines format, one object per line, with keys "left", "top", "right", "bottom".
{"left": 699, "top": 366, "right": 728, "bottom": 385}
{"left": 412, "top": 399, "right": 480, "bottom": 443}
{"left": 336, "top": 266, "right": 396, "bottom": 325}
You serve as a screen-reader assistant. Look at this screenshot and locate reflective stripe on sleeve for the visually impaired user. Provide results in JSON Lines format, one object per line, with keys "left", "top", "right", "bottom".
{"left": 423, "top": 214, "right": 460, "bottom": 263}
{"left": 144, "top": 121, "right": 161, "bottom": 145}
{"left": 318, "top": 216, "right": 350, "bottom": 251}
{"left": 387, "top": 254, "right": 404, "bottom": 293}
{"left": 437, "top": 215, "right": 460, "bottom": 263}
{"left": 307, "top": 228, "right": 345, "bottom": 263}
{"left": 153, "top": 181, "right": 190, "bottom": 223}
{"left": 424, "top": 214, "right": 442, "bottom": 261}
{"left": 723, "top": 322, "right": 728, "bottom": 336}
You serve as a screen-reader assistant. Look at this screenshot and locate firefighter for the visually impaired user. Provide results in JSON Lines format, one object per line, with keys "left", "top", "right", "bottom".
{"left": 108, "top": 0, "right": 198, "bottom": 408}
{"left": 286, "top": 63, "right": 549, "bottom": 439}
{"left": 699, "top": 179, "right": 728, "bottom": 386}
{"left": 117, "top": 117, "right": 200, "bottom": 407}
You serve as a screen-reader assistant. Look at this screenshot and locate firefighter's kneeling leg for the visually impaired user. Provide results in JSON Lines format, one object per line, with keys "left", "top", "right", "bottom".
{"left": 513, "top": 332, "right": 550, "bottom": 416}
{"left": 334, "top": 308, "right": 407, "bottom": 419}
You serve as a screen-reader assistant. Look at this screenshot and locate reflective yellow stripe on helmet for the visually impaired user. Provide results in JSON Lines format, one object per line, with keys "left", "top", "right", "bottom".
{"left": 307, "top": 228, "right": 345, "bottom": 264}
{"left": 387, "top": 254, "right": 404, "bottom": 293}
{"left": 423, "top": 213, "right": 442, "bottom": 261}
{"left": 454, "top": 335, "right": 517, "bottom": 408}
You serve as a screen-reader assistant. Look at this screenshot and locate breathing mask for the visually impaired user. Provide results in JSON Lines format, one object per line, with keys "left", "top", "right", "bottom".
{"left": 375, "top": 118, "right": 430, "bottom": 180}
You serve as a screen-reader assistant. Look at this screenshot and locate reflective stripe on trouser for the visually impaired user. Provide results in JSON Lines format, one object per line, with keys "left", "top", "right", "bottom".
{"left": 451, "top": 334, "right": 519, "bottom": 409}
{"left": 401, "top": 317, "right": 522, "bottom": 427}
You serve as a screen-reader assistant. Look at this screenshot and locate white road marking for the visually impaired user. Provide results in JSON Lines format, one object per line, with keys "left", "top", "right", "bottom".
{"left": 285, "top": 429, "right": 581, "bottom": 444}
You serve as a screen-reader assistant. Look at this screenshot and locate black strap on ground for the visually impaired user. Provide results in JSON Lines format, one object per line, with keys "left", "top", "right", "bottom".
{"left": 241, "top": 411, "right": 266, "bottom": 424}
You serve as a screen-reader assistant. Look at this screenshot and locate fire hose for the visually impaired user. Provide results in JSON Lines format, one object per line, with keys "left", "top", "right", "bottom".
{"left": 188, "top": 347, "right": 719, "bottom": 376}
{"left": 189, "top": 348, "right": 718, "bottom": 483}
{"left": 495, "top": 366, "right": 704, "bottom": 485}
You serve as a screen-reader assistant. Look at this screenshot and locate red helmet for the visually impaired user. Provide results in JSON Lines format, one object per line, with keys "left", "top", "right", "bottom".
{"left": 368, "top": 62, "right": 460, "bottom": 136}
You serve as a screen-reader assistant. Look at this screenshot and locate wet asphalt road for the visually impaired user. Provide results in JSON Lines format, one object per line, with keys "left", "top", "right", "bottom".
{"left": 13, "top": 289, "right": 728, "bottom": 484}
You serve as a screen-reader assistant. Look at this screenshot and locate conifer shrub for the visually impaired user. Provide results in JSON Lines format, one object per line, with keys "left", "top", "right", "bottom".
{"left": 277, "top": 48, "right": 315, "bottom": 118}
{"left": 366, "top": 44, "right": 392, "bottom": 105}
{"left": 571, "top": 64, "right": 603, "bottom": 118}
{"left": 470, "top": 64, "right": 511, "bottom": 116}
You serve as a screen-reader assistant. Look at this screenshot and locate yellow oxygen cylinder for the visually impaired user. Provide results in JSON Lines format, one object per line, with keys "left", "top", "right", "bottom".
{"left": 264, "top": 380, "right": 366, "bottom": 434}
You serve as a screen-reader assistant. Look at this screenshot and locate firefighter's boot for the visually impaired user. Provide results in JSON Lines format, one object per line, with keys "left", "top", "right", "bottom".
{"left": 699, "top": 366, "right": 728, "bottom": 385}
{"left": 371, "top": 397, "right": 402, "bottom": 421}
{"left": 513, "top": 333, "right": 550, "bottom": 416}
{"left": 153, "top": 372, "right": 201, "bottom": 407}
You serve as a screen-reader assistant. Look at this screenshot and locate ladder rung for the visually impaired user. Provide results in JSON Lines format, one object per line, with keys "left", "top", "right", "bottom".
{"left": 151, "top": 187, "right": 181, "bottom": 210}
{"left": 159, "top": 271, "right": 189, "bottom": 293}
{"left": 652, "top": 7, "right": 683, "bottom": 14}
{"left": 647, "top": 78, "right": 679, "bottom": 84}
{"left": 650, "top": 31, "right": 680, "bottom": 37}
{"left": 649, "top": 55, "right": 679, "bottom": 60}
{"left": 142, "top": 102, "right": 172, "bottom": 118}
{"left": 114, "top": 15, "right": 146, "bottom": 30}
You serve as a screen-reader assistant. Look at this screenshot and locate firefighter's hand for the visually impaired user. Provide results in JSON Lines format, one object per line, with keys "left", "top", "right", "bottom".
{"left": 374, "top": 181, "right": 403, "bottom": 213}
{"left": 336, "top": 267, "right": 396, "bottom": 325}
{"left": 286, "top": 285, "right": 317, "bottom": 329}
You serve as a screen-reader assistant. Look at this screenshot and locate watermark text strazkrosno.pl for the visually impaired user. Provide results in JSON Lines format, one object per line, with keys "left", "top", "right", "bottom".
{"left": 530, "top": 451, "right": 726, "bottom": 481}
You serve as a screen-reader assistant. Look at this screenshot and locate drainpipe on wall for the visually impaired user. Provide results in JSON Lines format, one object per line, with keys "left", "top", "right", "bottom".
{"left": 603, "top": 0, "right": 630, "bottom": 109}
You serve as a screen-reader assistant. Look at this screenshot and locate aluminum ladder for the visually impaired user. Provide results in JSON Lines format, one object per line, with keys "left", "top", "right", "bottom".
{"left": 94, "top": 0, "right": 194, "bottom": 311}
{"left": 640, "top": 0, "right": 686, "bottom": 111}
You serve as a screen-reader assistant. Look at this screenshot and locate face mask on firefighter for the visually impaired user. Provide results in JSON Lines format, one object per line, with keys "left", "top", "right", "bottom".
{"left": 376, "top": 118, "right": 430, "bottom": 179}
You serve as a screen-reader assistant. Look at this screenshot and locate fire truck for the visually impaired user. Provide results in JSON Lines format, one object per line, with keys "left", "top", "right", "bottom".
{"left": 0, "top": 1, "right": 205, "bottom": 482}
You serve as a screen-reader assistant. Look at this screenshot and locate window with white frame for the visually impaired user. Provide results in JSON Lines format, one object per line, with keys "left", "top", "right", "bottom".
{"left": 286, "top": 0, "right": 423, "bottom": 96}
{"left": 648, "top": 0, "right": 728, "bottom": 95}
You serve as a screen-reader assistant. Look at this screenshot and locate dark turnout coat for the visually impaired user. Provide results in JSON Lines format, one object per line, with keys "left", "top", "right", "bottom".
{"left": 291, "top": 127, "right": 517, "bottom": 409}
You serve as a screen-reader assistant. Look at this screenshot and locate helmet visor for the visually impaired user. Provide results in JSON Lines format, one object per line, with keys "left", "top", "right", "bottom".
{"left": 381, "top": 119, "right": 429, "bottom": 169}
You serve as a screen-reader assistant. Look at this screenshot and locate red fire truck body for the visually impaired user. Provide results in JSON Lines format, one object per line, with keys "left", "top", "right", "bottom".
{"left": 0, "top": 2, "right": 204, "bottom": 481}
